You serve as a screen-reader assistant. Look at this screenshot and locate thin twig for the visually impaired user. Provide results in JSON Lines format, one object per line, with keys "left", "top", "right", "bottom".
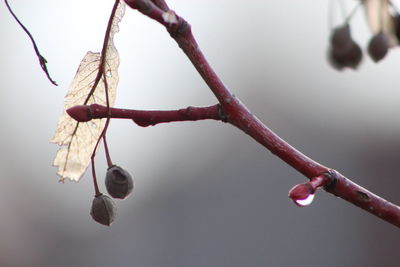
{"left": 86, "top": 0, "right": 121, "bottom": 193}
{"left": 4, "top": 0, "right": 57, "bottom": 85}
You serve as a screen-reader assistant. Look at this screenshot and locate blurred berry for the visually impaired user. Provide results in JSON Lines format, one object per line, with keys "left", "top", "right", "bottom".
{"left": 368, "top": 32, "right": 389, "bottom": 62}
{"left": 328, "top": 24, "right": 362, "bottom": 70}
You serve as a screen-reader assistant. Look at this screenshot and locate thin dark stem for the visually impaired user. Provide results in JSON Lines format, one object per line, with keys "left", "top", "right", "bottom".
{"left": 91, "top": 157, "right": 101, "bottom": 196}
{"left": 344, "top": 1, "right": 362, "bottom": 24}
{"left": 4, "top": 0, "right": 57, "bottom": 85}
{"left": 124, "top": 0, "right": 400, "bottom": 228}
{"left": 102, "top": 71, "right": 113, "bottom": 168}
{"left": 83, "top": 0, "right": 120, "bottom": 105}
{"left": 103, "top": 135, "right": 113, "bottom": 167}
{"left": 86, "top": 0, "right": 120, "bottom": 194}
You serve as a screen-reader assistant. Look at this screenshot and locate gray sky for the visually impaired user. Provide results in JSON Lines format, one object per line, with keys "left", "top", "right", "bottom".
{"left": 1, "top": 1, "right": 400, "bottom": 266}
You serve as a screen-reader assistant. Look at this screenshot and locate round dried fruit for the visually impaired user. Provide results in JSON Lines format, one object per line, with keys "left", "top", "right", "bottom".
{"left": 328, "top": 24, "right": 362, "bottom": 70}
{"left": 329, "top": 41, "right": 362, "bottom": 70}
{"left": 90, "top": 194, "right": 116, "bottom": 226}
{"left": 330, "top": 24, "right": 352, "bottom": 49}
{"left": 105, "top": 165, "right": 134, "bottom": 199}
{"left": 368, "top": 32, "right": 389, "bottom": 62}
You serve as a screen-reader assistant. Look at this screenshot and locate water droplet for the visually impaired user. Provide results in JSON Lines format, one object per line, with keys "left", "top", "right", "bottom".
{"left": 294, "top": 194, "right": 315, "bottom": 207}
{"left": 106, "top": 70, "right": 112, "bottom": 77}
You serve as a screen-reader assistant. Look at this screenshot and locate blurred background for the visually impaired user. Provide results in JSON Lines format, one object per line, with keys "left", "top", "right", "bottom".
{"left": 1, "top": 0, "right": 400, "bottom": 266}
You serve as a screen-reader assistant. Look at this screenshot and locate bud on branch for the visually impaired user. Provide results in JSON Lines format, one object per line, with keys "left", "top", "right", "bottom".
{"left": 288, "top": 174, "right": 332, "bottom": 207}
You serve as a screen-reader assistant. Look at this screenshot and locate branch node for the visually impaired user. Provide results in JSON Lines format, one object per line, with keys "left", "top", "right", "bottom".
{"left": 168, "top": 16, "right": 190, "bottom": 38}
{"left": 323, "top": 169, "right": 338, "bottom": 191}
{"left": 218, "top": 105, "right": 228, "bottom": 122}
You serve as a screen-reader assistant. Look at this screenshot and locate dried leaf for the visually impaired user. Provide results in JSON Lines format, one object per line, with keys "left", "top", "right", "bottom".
{"left": 51, "top": 1, "right": 125, "bottom": 182}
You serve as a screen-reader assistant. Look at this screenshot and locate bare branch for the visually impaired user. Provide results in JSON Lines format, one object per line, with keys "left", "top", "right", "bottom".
{"left": 124, "top": 0, "right": 400, "bottom": 227}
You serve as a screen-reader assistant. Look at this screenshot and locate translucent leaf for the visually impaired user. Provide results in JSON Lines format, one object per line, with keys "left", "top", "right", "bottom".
{"left": 51, "top": 1, "right": 126, "bottom": 182}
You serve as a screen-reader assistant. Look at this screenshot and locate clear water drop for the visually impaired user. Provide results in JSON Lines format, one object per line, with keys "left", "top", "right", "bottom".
{"left": 294, "top": 194, "right": 315, "bottom": 207}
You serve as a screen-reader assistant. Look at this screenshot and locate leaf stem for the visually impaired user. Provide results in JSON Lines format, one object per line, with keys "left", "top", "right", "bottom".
{"left": 91, "top": 157, "right": 101, "bottom": 196}
{"left": 103, "top": 135, "right": 113, "bottom": 167}
{"left": 86, "top": 0, "right": 121, "bottom": 192}
{"left": 83, "top": 0, "right": 121, "bottom": 105}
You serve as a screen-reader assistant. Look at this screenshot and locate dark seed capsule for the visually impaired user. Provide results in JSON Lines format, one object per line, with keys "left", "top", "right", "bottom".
{"left": 328, "top": 24, "right": 362, "bottom": 70}
{"left": 105, "top": 165, "right": 134, "bottom": 199}
{"left": 90, "top": 194, "right": 116, "bottom": 226}
{"left": 329, "top": 41, "right": 362, "bottom": 70}
{"left": 368, "top": 32, "right": 389, "bottom": 62}
{"left": 330, "top": 24, "right": 352, "bottom": 48}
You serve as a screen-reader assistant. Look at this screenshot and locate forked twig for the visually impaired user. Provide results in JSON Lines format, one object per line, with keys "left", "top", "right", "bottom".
{"left": 4, "top": 0, "right": 57, "bottom": 85}
{"left": 119, "top": 0, "right": 400, "bottom": 227}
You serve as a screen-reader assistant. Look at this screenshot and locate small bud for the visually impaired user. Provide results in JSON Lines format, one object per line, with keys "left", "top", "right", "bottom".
{"left": 90, "top": 194, "right": 116, "bottom": 226}
{"left": 67, "top": 105, "right": 92, "bottom": 122}
{"left": 105, "top": 165, "right": 134, "bottom": 199}
{"left": 368, "top": 32, "right": 389, "bottom": 62}
{"left": 288, "top": 183, "right": 314, "bottom": 202}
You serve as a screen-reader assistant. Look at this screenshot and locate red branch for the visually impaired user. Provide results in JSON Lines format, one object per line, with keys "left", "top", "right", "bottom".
{"left": 67, "top": 104, "right": 223, "bottom": 127}
{"left": 108, "top": 0, "right": 400, "bottom": 227}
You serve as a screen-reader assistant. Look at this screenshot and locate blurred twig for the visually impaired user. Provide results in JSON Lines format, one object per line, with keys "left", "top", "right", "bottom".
{"left": 4, "top": 0, "right": 57, "bottom": 86}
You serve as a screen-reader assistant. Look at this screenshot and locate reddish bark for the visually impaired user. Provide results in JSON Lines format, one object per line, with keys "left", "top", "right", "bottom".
{"left": 77, "top": 0, "right": 400, "bottom": 227}
{"left": 67, "top": 104, "right": 223, "bottom": 127}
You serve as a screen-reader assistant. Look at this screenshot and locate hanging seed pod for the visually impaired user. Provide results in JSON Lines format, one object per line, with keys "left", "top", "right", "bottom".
{"left": 105, "top": 165, "right": 134, "bottom": 199}
{"left": 330, "top": 24, "right": 352, "bottom": 49}
{"left": 328, "top": 24, "right": 362, "bottom": 70}
{"left": 368, "top": 32, "right": 389, "bottom": 62}
{"left": 329, "top": 42, "right": 362, "bottom": 70}
{"left": 90, "top": 194, "right": 116, "bottom": 226}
